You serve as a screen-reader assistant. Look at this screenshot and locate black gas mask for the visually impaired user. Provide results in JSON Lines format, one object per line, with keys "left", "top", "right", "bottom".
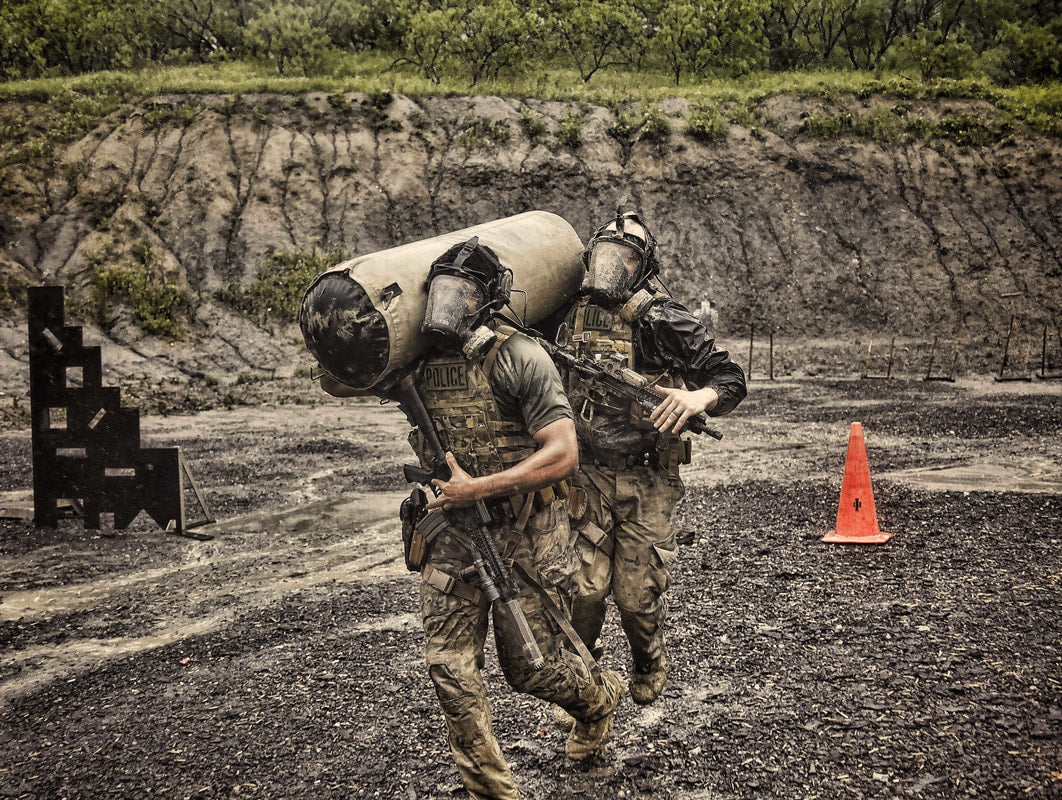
{"left": 581, "top": 210, "right": 658, "bottom": 307}
{"left": 422, "top": 237, "right": 511, "bottom": 350}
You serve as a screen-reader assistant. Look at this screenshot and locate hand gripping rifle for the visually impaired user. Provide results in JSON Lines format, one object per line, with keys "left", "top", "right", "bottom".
{"left": 549, "top": 348, "right": 724, "bottom": 440}
{"left": 389, "top": 372, "right": 546, "bottom": 671}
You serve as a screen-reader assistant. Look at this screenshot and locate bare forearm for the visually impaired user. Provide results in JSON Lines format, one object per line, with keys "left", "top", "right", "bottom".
{"left": 472, "top": 440, "right": 576, "bottom": 500}
{"left": 427, "top": 419, "right": 578, "bottom": 510}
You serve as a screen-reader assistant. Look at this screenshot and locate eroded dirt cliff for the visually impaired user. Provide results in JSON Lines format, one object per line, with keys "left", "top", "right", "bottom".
{"left": 1, "top": 92, "right": 1060, "bottom": 388}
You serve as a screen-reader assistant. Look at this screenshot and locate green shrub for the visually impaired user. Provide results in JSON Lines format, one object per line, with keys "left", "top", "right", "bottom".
{"left": 519, "top": 108, "right": 547, "bottom": 141}
{"left": 557, "top": 113, "right": 583, "bottom": 148}
{"left": 86, "top": 241, "right": 193, "bottom": 337}
{"left": 218, "top": 245, "right": 346, "bottom": 323}
{"left": 641, "top": 106, "right": 671, "bottom": 143}
{"left": 607, "top": 108, "right": 644, "bottom": 142}
{"left": 607, "top": 104, "right": 670, "bottom": 144}
{"left": 143, "top": 101, "right": 202, "bottom": 129}
{"left": 686, "top": 106, "right": 728, "bottom": 142}
{"left": 244, "top": 5, "right": 334, "bottom": 76}
{"left": 798, "top": 110, "right": 854, "bottom": 138}
{"left": 456, "top": 116, "right": 511, "bottom": 150}
{"left": 853, "top": 105, "right": 904, "bottom": 143}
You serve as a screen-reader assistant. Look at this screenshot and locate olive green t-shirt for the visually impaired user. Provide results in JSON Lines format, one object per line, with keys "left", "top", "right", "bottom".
{"left": 487, "top": 332, "right": 574, "bottom": 436}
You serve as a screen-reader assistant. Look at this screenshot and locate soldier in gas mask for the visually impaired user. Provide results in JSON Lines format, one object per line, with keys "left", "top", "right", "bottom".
{"left": 320, "top": 238, "right": 626, "bottom": 798}
{"left": 550, "top": 207, "right": 747, "bottom": 709}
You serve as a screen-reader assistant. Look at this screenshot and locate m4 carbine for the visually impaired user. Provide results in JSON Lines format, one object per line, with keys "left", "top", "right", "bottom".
{"left": 550, "top": 349, "right": 724, "bottom": 440}
{"left": 390, "top": 372, "right": 546, "bottom": 672}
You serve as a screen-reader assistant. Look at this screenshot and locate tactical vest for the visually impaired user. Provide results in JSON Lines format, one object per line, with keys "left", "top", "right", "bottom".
{"left": 561, "top": 292, "right": 680, "bottom": 463}
{"left": 409, "top": 331, "right": 537, "bottom": 480}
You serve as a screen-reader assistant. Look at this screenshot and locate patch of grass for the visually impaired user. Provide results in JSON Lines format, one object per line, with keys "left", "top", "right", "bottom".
{"left": 557, "top": 113, "right": 583, "bottom": 149}
{"left": 0, "top": 82, "right": 133, "bottom": 173}
{"left": 217, "top": 245, "right": 346, "bottom": 323}
{"left": 685, "top": 106, "right": 729, "bottom": 142}
{"left": 455, "top": 116, "right": 511, "bottom": 150}
{"left": 519, "top": 108, "right": 547, "bottom": 142}
{"left": 84, "top": 239, "right": 194, "bottom": 338}
{"left": 606, "top": 104, "right": 670, "bottom": 145}
{"left": 143, "top": 100, "right": 202, "bottom": 129}
{"left": 932, "top": 114, "right": 1010, "bottom": 146}
{"left": 907, "top": 113, "right": 1011, "bottom": 146}
{"left": 858, "top": 105, "right": 906, "bottom": 143}
{"left": 799, "top": 104, "right": 1006, "bottom": 146}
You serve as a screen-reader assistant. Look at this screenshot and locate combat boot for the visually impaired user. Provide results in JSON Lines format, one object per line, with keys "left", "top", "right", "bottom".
{"left": 552, "top": 705, "right": 576, "bottom": 732}
{"left": 565, "top": 670, "right": 626, "bottom": 761}
{"left": 629, "top": 654, "right": 667, "bottom": 705}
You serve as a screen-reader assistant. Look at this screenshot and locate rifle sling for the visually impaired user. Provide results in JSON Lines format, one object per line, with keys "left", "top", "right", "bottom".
{"left": 513, "top": 491, "right": 535, "bottom": 535}
{"left": 511, "top": 560, "right": 600, "bottom": 676}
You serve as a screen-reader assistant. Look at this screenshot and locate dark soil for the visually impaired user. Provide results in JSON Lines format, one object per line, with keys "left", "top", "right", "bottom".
{"left": 1, "top": 377, "right": 1060, "bottom": 799}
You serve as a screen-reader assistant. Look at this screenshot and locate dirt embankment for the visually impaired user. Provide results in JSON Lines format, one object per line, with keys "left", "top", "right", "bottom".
{"left": 1, "top": 92, "right": 1061, "bottom": 397}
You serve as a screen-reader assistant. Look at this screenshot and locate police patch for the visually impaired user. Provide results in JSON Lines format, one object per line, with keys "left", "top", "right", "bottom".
{"left": 422, "top": 361, "right": 467, "bottom": 390}
{"left": 582, "top": 306, "right": 615, "bottom": 330}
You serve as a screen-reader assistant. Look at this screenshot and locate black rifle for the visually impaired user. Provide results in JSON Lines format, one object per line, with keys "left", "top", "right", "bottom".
{"left": 389, "top": 372, "right": 546, "bottom": 671}
{"left": 549, "top": 349, "right": 724, "bottom": 440}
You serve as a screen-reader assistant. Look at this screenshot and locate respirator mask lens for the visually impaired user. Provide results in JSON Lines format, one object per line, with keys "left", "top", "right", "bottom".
{"left": 582, "top": 240, "right": 644, "bottom": 306}
{"left": 421, "top": 273, "right": 486, "bottom": 345}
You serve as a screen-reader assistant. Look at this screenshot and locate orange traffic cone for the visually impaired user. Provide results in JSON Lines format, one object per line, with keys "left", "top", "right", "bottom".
{"left": 822, "top": 422, "right": 893, "bottom": 544}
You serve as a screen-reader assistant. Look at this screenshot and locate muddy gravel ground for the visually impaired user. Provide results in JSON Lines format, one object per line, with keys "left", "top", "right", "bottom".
{"left": 1, "top": 376, "right": 1061, "bottom": 799}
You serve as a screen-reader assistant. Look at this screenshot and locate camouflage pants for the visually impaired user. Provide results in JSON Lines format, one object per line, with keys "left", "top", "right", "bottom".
{"left": 568, "top": 462, "right": 684, "bottom": 671}
{"left": 421, "top": 502, "right": 615, "bottom": 800}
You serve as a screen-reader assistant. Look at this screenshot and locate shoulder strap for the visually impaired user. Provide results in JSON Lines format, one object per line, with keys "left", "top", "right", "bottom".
{"left": 482, "top": 327, "right": 514, "bottom": 376}
{"left": 618, "top": 289, "right": 665, "bottom": 323}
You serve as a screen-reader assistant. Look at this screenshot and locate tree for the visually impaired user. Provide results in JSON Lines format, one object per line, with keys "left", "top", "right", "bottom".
{"left": 31, "top": 0, "right": 155, "bottom": 74}
{"left": 897, "top": 24, "right": 979, "bottom": 79}
{"left": 653, "top": 0, "right": 769, "bottom": 85}
{"left": 243, "top": 4, "right": 333, "bottom": 75}
{"left": 153, "top": 0, "right": 244, "bottom": 62}
{"left": 0, "top": 2, "right": 48, "bottom": 78}
{"left": 392, "top": 0, "right": 454, "bottom": 83}
{"left": 395, "top": 0, "right": 535, "bottom": 86}
{"left": 538, "top": 0, "right": 647, "bottom": 81}
{"left": 991, "top": 19, "right": 1061, "bottom": 83}
{"left": 449, "top": 0, "right": 536, "bottom": 85}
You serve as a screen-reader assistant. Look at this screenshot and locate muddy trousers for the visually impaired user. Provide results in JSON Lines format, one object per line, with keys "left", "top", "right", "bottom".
{"left": 569, "top": 462, "right": 684, "bottom": 672}
{"left": 421, "top": 556, "right": 616, "bottom": 800}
